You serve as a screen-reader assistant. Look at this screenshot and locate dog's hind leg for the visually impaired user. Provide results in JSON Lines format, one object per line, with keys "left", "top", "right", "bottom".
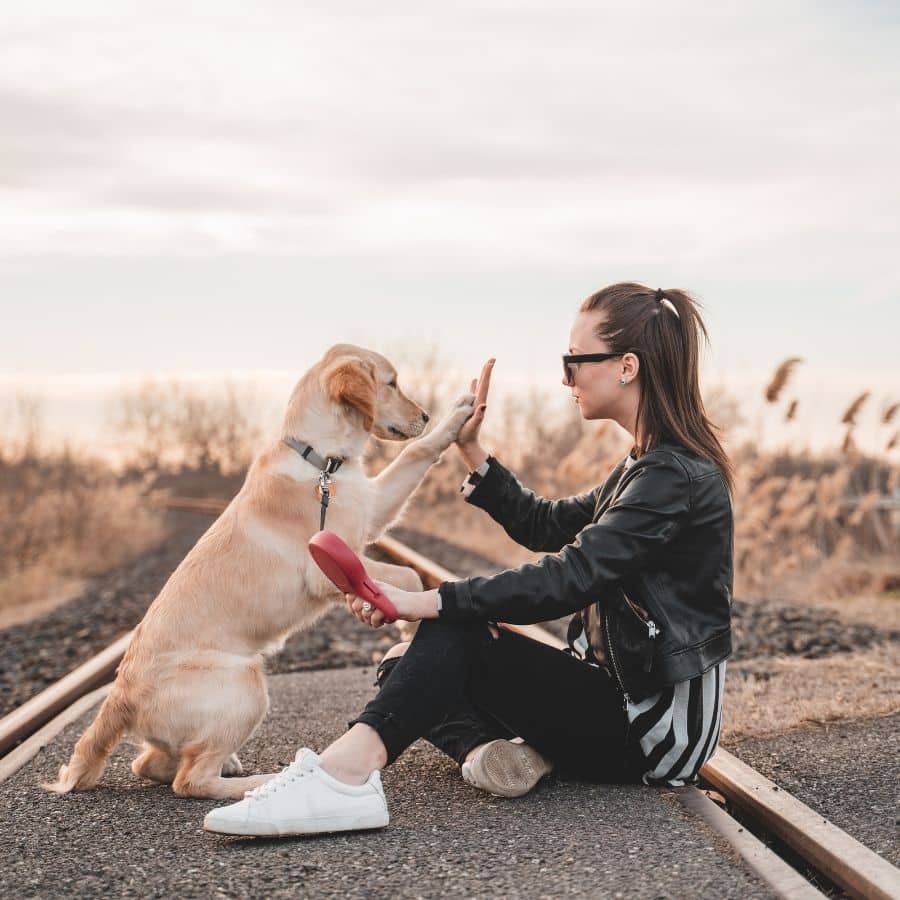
{"left": 172, "top": 745, "right": 274, "bottom": 800}
{"left": 132, "top": 745, "right": 179, "bottom": 784}
{"left": 169, "top": 663, "right": 272, "bottom": 799}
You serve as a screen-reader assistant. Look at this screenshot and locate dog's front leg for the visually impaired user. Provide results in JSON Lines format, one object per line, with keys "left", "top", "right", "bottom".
{"left": 367, "top": 394, "right": 474, "bottom": 540}
{"left": 366, "top": 442, "right": 445, "bottom": 541}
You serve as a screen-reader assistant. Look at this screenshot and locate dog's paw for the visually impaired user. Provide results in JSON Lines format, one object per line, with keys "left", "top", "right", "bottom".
{"left": 427, "top": 394, "right": 476, "bottom": 451}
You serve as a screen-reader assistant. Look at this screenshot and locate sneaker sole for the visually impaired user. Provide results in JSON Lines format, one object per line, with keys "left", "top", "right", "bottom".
{"left": 464, "top": 740, "right": 553, "bottom": 798}
{"left": 203, "top": 808, "right": 389, "bottom": 837}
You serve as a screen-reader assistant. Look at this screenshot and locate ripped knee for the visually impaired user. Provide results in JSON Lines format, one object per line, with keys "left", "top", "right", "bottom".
{"left": 374, "top": 641, "right": 410, "bottom": 688}
{"left": 487, "top": 624, "right": 500, "bottom": 640}
{"left": 381, "top": 641, "right": 410, "bottom": 663}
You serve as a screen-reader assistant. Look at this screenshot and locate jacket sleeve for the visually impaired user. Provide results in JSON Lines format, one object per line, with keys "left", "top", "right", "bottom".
{"left": 439, "top": 452, "right": 691, "bottom": 624}
{"left": 463, "top": 456, "right": 600, "bottom": 552}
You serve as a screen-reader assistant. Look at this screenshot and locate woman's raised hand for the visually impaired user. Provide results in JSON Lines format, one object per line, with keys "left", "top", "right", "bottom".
{"left": 455, "top": 358, "right": 494, "bottom": 460}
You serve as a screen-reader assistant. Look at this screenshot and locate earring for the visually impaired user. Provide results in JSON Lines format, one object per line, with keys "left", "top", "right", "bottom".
{"left": 619, "top": 377, "right": 627, "bottom": 386}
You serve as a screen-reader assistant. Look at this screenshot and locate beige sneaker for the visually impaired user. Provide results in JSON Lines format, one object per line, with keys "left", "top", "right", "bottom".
{"left": 461, "top": 739, "right": 554, "bottom": 798}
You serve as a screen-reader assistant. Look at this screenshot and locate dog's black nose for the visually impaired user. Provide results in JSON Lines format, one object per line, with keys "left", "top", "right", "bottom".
{"left": 421, "top": 412, "right": 430, "bottom": 423}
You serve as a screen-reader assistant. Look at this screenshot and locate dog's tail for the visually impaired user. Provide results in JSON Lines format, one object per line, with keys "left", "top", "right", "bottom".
{"left": 42, "top": 688, "right": 133, "bottom": 793}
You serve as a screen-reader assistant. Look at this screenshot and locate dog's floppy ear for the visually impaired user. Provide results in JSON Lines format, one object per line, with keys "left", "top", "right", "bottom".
{"left": 323, "top": 357, "right": 377, "bottom": 431}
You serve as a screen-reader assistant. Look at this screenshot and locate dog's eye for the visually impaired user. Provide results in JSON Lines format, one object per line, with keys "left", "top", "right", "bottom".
{"left": 388, "top": 379, "right": 397, "bottom": 389}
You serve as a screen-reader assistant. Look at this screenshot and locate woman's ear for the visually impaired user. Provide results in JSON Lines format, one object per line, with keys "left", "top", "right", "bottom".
{"left": 323, "top": 357, "right": 377, "bottom": 431}
{"left": 622, "top": 352, "right": 640, "bottom": 383}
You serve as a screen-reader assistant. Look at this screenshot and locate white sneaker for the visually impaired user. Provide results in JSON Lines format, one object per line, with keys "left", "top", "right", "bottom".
{"left": 203, "top": 748, "right": 389, "bottom": 837}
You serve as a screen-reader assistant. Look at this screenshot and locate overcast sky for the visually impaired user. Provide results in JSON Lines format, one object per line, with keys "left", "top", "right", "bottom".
{"left": 1, "top": 2, "right": 898, "bottom": 448}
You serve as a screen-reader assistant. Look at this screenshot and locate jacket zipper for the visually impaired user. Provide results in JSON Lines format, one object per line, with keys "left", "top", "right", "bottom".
{"left": 623, "top": 593, "right": 660, "bottom": 640}
{"left": 604, "top": 607, "right": 631, "bottom": 708}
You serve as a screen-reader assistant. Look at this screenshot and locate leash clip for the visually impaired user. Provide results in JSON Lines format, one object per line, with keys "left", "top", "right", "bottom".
{"left": 316, "top": 470, "right": 335, "bottom": 502}
{"left": 316, "top": 471, "right": 335, "bottom": 530}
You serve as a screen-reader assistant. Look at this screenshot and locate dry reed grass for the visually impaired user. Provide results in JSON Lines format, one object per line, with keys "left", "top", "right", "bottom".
{"left": 730, "top": 445, "right": 898, "bottom": 598}
{"left": 763, "top": 357, "right": 803, "bottom": 403}
{"left": 841, "top": 390, "right": 870, "bottom": 426}
{"left": 881, "top": 401, "right": 899, "bottom": 425}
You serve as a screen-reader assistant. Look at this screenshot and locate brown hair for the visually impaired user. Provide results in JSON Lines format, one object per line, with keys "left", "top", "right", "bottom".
{"left": 580, "top": 282, "right": 734, "bottom": 494}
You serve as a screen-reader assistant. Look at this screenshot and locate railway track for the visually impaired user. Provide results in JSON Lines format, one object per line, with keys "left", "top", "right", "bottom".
{"left": 2, "top": 497, "right": 898, "bottom": 900}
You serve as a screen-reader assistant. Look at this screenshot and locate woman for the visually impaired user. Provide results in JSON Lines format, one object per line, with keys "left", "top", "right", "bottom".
{"left": 204, "top": 282, "right": 734, "bottom": 837}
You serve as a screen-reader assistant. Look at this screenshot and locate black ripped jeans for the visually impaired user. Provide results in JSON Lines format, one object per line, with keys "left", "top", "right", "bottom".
{"left": 347, "top": 618, "right": 644, "bottom": 782}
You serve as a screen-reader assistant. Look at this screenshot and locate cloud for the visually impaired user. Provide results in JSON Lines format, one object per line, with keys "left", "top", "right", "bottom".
{"left": 0, "top": 0, "right": 897, "bottom": 398}
{"left": 1, "top": 3, "right": 897, "bottom": 261}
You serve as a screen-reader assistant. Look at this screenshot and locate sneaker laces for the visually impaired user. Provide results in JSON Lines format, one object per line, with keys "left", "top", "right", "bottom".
{"left": 245, "top": 758, "right": 315, "bottom": 802}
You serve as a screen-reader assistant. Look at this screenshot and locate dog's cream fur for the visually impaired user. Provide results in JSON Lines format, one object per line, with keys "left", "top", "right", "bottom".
{"left": 44, "top": 344, "right": 474, "bottom": 800}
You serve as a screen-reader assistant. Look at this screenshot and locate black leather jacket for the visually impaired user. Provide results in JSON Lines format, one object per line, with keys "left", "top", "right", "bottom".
{"left": 437, "top": 443, "right": 734, "bottom": 703}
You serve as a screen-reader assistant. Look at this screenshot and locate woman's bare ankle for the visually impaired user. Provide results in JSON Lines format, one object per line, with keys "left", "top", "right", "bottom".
{"left": 318, "top": 760, "right": 371, "bottom": 786}
{"left": 319, "top": 724, "right": 388, "bottom": 784}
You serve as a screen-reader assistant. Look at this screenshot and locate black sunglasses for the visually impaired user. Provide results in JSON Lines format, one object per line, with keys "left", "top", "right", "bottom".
{"left": 562, "top": 352, "right": 624, "bottom": 385}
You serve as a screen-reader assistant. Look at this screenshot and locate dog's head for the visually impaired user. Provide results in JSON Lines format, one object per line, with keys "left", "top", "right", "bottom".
{"left": 321, "top": 345, "right": 429, "bottom": 440}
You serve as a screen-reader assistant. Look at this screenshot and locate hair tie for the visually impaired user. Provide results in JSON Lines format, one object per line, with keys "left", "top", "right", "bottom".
{"left": 654, "top": 288, "right": 681, "bottom": 319}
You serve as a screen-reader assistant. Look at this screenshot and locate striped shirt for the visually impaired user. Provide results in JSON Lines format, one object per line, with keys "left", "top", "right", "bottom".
{"left": 570, "top": 624, "right": 725, "bottom": 786}
{"left": 626, "top": 660, "right": 725, "bottom": 786}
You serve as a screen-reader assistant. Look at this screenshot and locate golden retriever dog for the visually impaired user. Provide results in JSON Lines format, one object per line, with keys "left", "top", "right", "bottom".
{"left": 44, "top": 344, "right": 474, "bottom": 800}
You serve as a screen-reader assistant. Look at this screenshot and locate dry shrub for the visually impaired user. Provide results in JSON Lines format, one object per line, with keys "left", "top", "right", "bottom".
{"left": 112, "top": 378, "right": 262, "bottom": 474}
{"left": 0, "top": 478, "right": 165, "bottom": 626}
{"left": 0, "top": 406, "right": 165, "bottom": 622}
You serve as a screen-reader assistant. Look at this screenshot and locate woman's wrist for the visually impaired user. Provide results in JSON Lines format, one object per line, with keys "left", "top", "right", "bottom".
{"left": 415, "top": 588, "right": 441, "bottom": 620}
{"left": 457, "top": 442, "right": 489, "bottom": 471}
